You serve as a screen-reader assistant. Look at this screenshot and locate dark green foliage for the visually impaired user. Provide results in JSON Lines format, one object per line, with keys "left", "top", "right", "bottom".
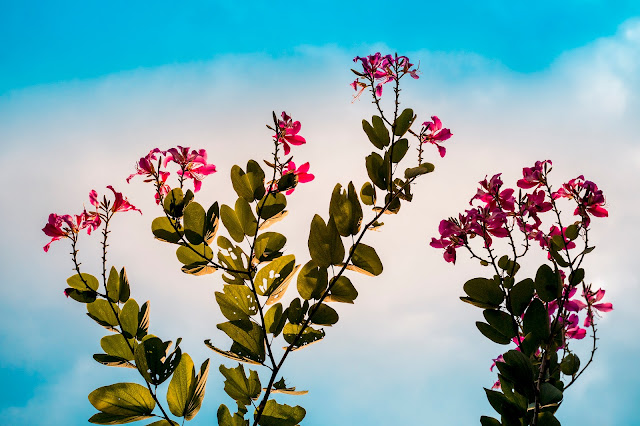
{"left": 366, "top": 152, "right": 388, "bottom": 190}
{"left": 119, "top": 299, "right": 139, "bottom": 338}
{"left": 360, "top": 182, "right": 376, "bottom": 206}
{"left": 65, "top": 288, "right": 97, "bottom": 303}
{"left": 540, "top": 382, "right": 563, "bottom": 405}
{"left": 297, "top": 261, "right": 328, "bottom": 300}
{"left": 535, "top": 264, "right": 561, "bottom": 302}
{"left": 309, "top": 303, "right": 339, "bottom": 326}
{"left": 164, "top": 188, "right": 193, "bottom": 218}
{"left": 393, "top": 108, "right": 414, "bottom": 136}
{"left": 308, "top": 215, "right": 344, "bottom": 268}
{"left": 221, "top": 204, "right": 245, "bottom": 243}
{"left": 349, "top": 243, "right": 383, "bottom": 276}
{"left": 134, "top": 337, "right": 181, "bottom": 386}
{"left": 88, "top": 382, "right": 156, "bottom": 419}
{"left": 283, "top": 323, "right": 325, "bottom": 349}
{"left": 537, "top": 412, "right": 561, "bottom": 426}
{"left": 258, "top": 400, "right": 306, "bottom": 426}
{"left": 219, "top": 364, "right": 261, "bottom": 406}
{"left": 362, "top": 116, "right": 390, "bottom": 149}
{"left": 480, "top": 416, "right": 502, "bottom": 426}
{"left": 476, "top": 322, "right": 512, "bottom": 345}
{"left": 215, "top": 285, "right": 258, "bottom": 322}
{"left": 67, "top": 272, "right": 99, "bottom": 292}
{"left": 523, "top": 298, "right": 550, "bottom": 341}
{"left": 391, "top": 138, "right": 409, "bottom": 163}
{"left": 254, "top": 232, "right": 286, "bottom": 262}
{"left": 217, "top": 321, "right": 266, "bottom": 364}
{"left": 463, "top": 278, "right": 504, "bottom": 308}
{"left": 569, "top": 268, "right": 585, "bottom": 286}
{"left": 87, "top": 299, "right": 120, "bottom": 328}
{"left": 508, "top": 278, "right": 534, "bottom": 316}
{"left": 176, "top": 243, "right": 213, "bottom": 265}
{"left": 184, "top": 201, "right": 207, "bottom": 245}
{"left": 217, "top": 404, "right": 247, "bottom": 426}
{"left": 152, "top": 216, "right": 183, "bottom": 244}
{"left": 483, "top": 310, "right": 517, "bottom": 339}
{"left": 325, "top": 276, "right": 358, "bottom": 303}
{"left": 404, "top": 162, "right": 435, "bottom": 179}
{"left": 264, "top": 303, "right": 287, "bottom": 337}
{"left": 329, "top": 182, "right": 363, "bottom": 237}
{"left": 254, "top": 254, "right": 296, "bottom": 297}
{"left": 257, "top": 193, "right": 287, "bottom": 220}
{"left": 560, "top": 353, "right": 580, "bottom": 376}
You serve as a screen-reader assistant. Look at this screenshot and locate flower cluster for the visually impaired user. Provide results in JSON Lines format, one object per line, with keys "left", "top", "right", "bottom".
{"left": 351, "top": 53, "right": 419, "bottom": 98}
{"left": 275, "top": 112, "right": 307, "bottom": 156}
{"left": 42, "top": 186, "right": 138, "bottom": 252}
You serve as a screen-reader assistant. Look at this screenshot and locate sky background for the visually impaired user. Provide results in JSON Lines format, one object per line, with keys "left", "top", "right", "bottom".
{"left": 1, "top": 1, "right": 640, "bottom": 425}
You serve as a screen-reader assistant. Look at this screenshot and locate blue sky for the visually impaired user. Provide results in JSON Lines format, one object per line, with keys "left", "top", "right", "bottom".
{"left": 2, "top": 2, "right": 640, "bottom": 425}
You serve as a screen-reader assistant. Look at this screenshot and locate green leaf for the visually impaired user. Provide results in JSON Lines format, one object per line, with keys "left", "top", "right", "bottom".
{"left": 231, "top": 165, "right": 255, "bottom": 202}
{"left": 205, "top": 340, "right": 263, "bottom": 365}
{"left": 181, "top": 262, "right": 217, "bottom": 276}
{"left": 219, "top": 364, "right": 261, "bottom": 406}
{"left": 498, "top": 350, "right": 535, "bottom": 396}
{"left": 254, "top": 232, "right": 286, "bottom": 262}
{"left": 118, "top": 268, "right": 130, "bottom": 303}
{"left": 459, "top": 297, "right": 500, "bottom": 310}
{"left": 164, "top": 188, "right": 192, "bottom": 218}
{"left": 67, "top": 272, "right": 99, "bottom": 292}
{"left": 483, "top": 310, "right": 517, "bottom": 339}
{"left": 217, "top": 321, "right": 265, "bottom": 364}
{"left": 215, "top": 285, "right": 258, "bottom": 322}
{"left": 366, "top": 152, "right": 388, "bottom": 190}
{"left": 151, "top": 216, "right": 183, "bottom": 244}
{"left": 286, "top": 298, "right": 306, "bottom": 325}
{"left": 349, "top": 243, "right": 383, "bottom": 276}
{"left": 254, "top": 254, "right": 296, "bottom": 297}
{"left": 297, "top": 261, "right": 328, "bottom": 300}
{"left": 476, "top": 322, "right": 511, "bottom": 344}
{"left": 277, "top": 172, "right": 297, "bottom": 193}
{"left": 391, "top": 138, "right": 409, "bottom": 163}
{"left": 560, "top": 353, "right": 580, "bottom": 376}
{"left": 537, "top": 412, "right": 561, "bottom": 426}
{"left": 404, "top": 162, "right": 435, "bottom": 179}
{"left": 309, "top": 303, "right": 339, "bottom": 326}
{"left": 523, "top": 298, "right": 550, "bottom": 341}
{"left": 87, "top": 299, "right": 120, "bottom": 328}
{"left": 204, "top": 202, "right": 220, "bottom": 245}
{"left": 480, "top": 416, "right": 502, "bottom": 426}
{"left": 535, "top": 264, "right": 561, "bottom": 302}
{"left": 184, "top": 202, "right": 207, "bottom": 245}
{"left": 217, "top": 404, "right": 246, "bottom": 426}
{"left": 569, "top": 268, "right": 585, "bottom": 286}
{"left": 184, "top": 358, "right": 210, "bottom": 420}
{"left": 362, "top": 119, "right": 386, "bottom": 150}
{"left": 283, "top": 323, "right": 325, "bottom": 349}
{"left": 236, "top": 197, "right": 258, "bottom": 236}
{"left": 64, "top": 288, "right": 97, "bottom": 303}
{"left": 167, "top": 353, "right": 195, "bottom": 417}
{"left": 508, "top": 278, "right": 534, "bottom": 316}
{"left": 258, "top": 400, "right": 306, "bottom": 426}
{"left": 106, "top": 267, "right": 120, "bottom": 302}
{"left": 325, "top": 276, "right": 358, "bottom": 303}
{"left": 101, "top": 334, "right": 135, "bottom": 361}
{"left": 145, "top": 421, "right": 179, "bottom": 426}
{"left": 540, "top": 383, "right": 563, "bottom": 405}
{"left": 88, "top": 412, "right": 152, "bottom": 424}
{"left": 221, "top": 204, "right": 245, "bottom": 243}
{"left": 463, "top": 278, "right": 504, "bottom": 307}
{"left": 393, "top": 108, "right": 414, "bottom": 136}
{"left": 246, "top": 160, "right": 267, "bottom": 201}
{"left": 137, "top": 301, "right": 150, "bottom": 340}
{"left": 176, "top": 243, "right": 213, "bottom": 265}
{"left": 134, "top": 337, "right": 181, "bottom": 385}
{"left": 93, "top": 354, "right": 135, "bottom": 369}
{"left": 257, "top": 193, "right": 287, "bottom": 220}
{"left": 88, "top": 382, "right": 155, "bottom": 416}
{"left": 329, "top": 182, "right": 363, "bottom": 237}
{"left": 360, "top": 182, "right": 376, "bottom": 206}
{"left": 308, "top": 215, "right": 344, "bottom": 268}
{"left": 264, "top": 303, "right": 286, "bottom": 337}
{"left": 565, "top": 224, "right": 580, "bottom": 240}
{"left": 120, "top": 299, "right": 139, "bottom": 339}
{"left": 372, "top": 115, "right": 390, "bottom": 147}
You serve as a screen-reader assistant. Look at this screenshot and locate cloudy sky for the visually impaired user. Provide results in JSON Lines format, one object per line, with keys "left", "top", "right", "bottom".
{"left": 1, "top": 1, "right": 639, "bottom": 425}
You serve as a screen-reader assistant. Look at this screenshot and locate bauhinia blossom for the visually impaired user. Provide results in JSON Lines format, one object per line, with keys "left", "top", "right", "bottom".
{"left": 276, "top": 112, "right": 306, "bottom": 156}
{"left": 420, "top": 116, "right": 452, "bottom": 158}
{"left": 164, "top": 146, "right": 217, "bottom": 192}
{"left": 351, "top": 53, "right": 419, "bottom": 98}
{"left": 282, "top": 161, "right": 314, "bottom": 195}
{"left": 553, "top": 175, "right": 608, "bottom": 226}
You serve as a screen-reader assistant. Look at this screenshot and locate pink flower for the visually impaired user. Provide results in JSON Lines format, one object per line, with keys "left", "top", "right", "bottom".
{"left": 127, "top": 148, "right": 168, "bottom": 184}
{"left": 517, "top": 160, "right": 551, "bottom": 189}
{"left": 106, "top": 185, "right": 141, "bottom": 214}
{"left": 42, "top": 213, "right": 73, "bottom": 252}
{"left": 283, "top": 161, "right": 314, "bottom": 195}
{"left": 471, "top": 174, "right": 515, "bottom": 212}
{"left": 420, "top": 116, "right": 452, "bottom": 158}
{"left": 351, "top": 53, "right": 418, "bottom": 98}
{"left": 564, "top": 314, "right": 586, "bottom": 340}
{"left": 430, "top": 211, "right": 482, "bottom": 263}
{"left": 553, "top": 176, "right": 608, "bottom": 226}
{"left": 583, "top": 288, "right": 613, "bottom": 327}
{"left": 277, "top": 112, "right": 307, "bottom": 156}
{"left": 164, "top": 146, "right": 216, "bottom": 192}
